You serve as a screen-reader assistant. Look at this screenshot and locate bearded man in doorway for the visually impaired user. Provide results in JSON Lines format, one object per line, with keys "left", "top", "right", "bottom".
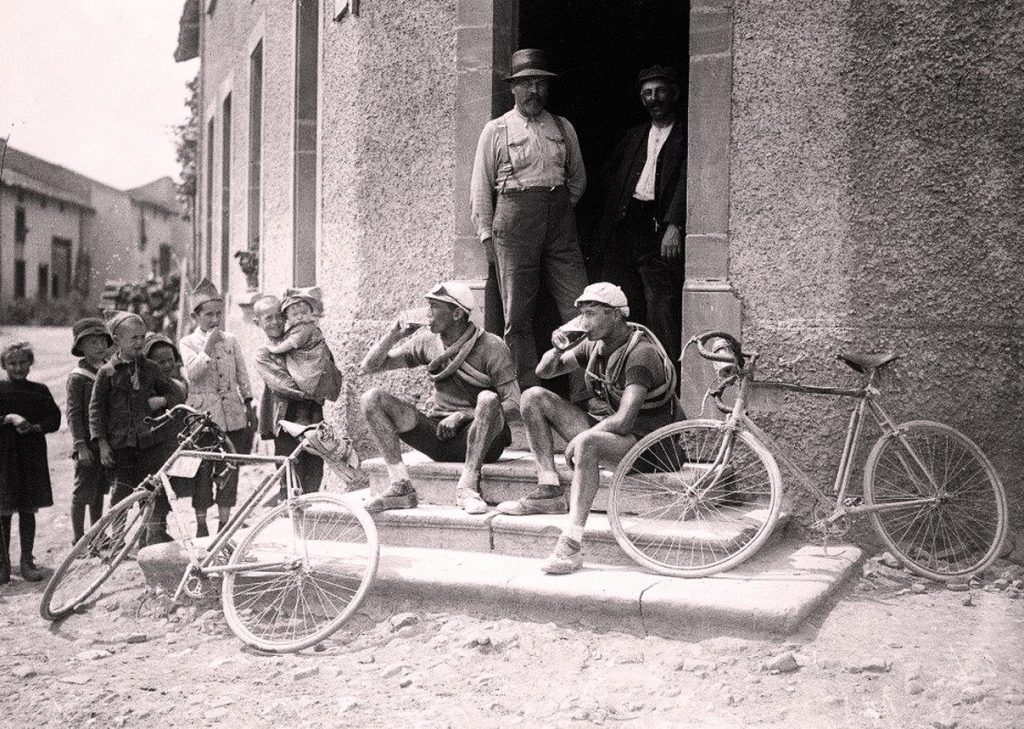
{"left": 470, "top": 47, "right": 589, "bottom": 391}
{"left": 596, "top": 65, "right": 686, "bottom": 371}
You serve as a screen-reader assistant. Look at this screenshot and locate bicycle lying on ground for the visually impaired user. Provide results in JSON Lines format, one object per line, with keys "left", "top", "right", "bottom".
{"left": 41, "top": 405, "right": 378, "bottom": 653}
{"left": 607, "top": 331, "right": 1008, "bottom": 581}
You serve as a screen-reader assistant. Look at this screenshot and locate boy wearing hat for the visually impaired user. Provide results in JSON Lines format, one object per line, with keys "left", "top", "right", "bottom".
{"left": 497, "top": 283, "right": 682, "bottom": 575}
{"left": 89, "top": 312, "right": 186, "bottom": 516}
{"left": 469, "top": 48, "right": 589, "bottom": 389}
{"left": 359, "top": 281, "right": 520, "bottom": 514}
{"left": 65, "top": 318, "right": 113, "bottom": 544}
{"left": 179, "top": 278, "right": 255, "bottom": 537}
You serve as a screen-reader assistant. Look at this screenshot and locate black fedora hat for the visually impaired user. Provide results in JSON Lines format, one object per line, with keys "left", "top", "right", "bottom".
{"left": 505, "top": 48, "right": 557, "bottom": 82}
{"left": 637, "top": 65, "right": 682, "bottom": 88}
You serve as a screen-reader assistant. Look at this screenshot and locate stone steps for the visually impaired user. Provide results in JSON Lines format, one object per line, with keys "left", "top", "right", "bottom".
{"left": 363, "top": 450, "right": 614, "bottom": 510}
{"left": 138, "top": 532, "right": 864, "bottom": 640}
{"left": 361, "top": 494, "right": 788, "bottom": 569}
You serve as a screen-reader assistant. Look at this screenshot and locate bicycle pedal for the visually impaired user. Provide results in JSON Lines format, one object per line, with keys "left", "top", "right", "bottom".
{"left": 843, "top": 496, "right": 863, "bottom": 508}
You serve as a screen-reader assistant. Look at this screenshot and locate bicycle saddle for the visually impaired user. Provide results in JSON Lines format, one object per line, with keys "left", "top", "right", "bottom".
{"left": 278, "top": 420, "right": 318, "bottom": 437}
{"left": 837, "top": 352, "right": 899, "bottom": 374}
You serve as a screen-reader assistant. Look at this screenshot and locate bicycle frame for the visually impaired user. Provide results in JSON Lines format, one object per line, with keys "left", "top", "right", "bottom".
{"left": 140, "top": 412, "right": 319, "bottom": 602}
{"left": 706, "top": 354, "right": 943, "bottom": 523}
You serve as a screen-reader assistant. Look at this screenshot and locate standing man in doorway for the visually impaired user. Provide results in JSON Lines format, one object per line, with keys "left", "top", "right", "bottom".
{"left": 597, "top": 65, "right": 686, "bottom": 369}
{"left": 470, "top": 48, "right": 589, "bottom": 390}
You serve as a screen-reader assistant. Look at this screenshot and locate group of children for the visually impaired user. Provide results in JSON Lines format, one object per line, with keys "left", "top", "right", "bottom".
{"left": 0, "top": 277, "right": 337, "bottom": 586}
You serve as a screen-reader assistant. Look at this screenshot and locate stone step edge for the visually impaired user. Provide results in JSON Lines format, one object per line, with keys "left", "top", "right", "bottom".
{"left": 135, "top": 538, "right": 864, "bottom": 640}
{"left": 359, "top": 539, "right": 864, "bottom": 640}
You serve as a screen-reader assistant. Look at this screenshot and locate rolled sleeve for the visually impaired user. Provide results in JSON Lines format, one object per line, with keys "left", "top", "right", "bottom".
{"left": 470, "top": 122, "right": 499, "bottom": 241}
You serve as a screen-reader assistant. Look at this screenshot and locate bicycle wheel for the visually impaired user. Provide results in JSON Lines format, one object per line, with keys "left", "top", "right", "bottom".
{"left": 608, "top": 419, "right": 783, "bottom": 577}
{"left": 40, "top": 490, "right": 153, "bottom": 620}
{"left": 221, "top": 493, "right": 379, "bottom": 653}
{"left": 864, "top": 420, "right": 1007, "bottom": 582}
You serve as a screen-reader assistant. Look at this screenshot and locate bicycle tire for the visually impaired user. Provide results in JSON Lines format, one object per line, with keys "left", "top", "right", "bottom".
{"left": 863, "top": 420, "right": 1008, "bottom": 582}
{"left": 608, "top": 419, "right": 783, "bottom": 577}
{"left": 221, "top": 493, "right": 379, "bottom": 653}
{"left": 40, "top": 490, "right": 153, "bottom": 620}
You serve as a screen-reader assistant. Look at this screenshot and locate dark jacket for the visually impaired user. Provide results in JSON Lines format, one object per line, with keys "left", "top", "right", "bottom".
{"left": 596, "top": 121, "right": 686, "bottom": 259}
{"left": 66, "top": 359, "right": 100, "bottom": 455}
{"left": 88, "top": 356, "right": 185, "bottom": 451}
{"left": 0, "top": 379, "right": 62, "bottom": 511}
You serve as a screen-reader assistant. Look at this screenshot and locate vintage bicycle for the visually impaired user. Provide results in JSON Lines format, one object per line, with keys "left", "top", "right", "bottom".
{"left": 40, "top": 404, "right": 379, "bottom": 653}
{"left": 607, "top": 331, "right": 1008, "bottom": 581}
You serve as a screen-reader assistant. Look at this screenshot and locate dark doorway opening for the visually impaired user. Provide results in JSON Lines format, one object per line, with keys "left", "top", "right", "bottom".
{"left": 492, "top": 0, "right": 689, "bottom": 396}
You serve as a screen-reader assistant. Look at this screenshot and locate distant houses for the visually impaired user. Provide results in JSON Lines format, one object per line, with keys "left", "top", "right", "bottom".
{"left": 0, "top": 142, "right": 190, "bottom": 311}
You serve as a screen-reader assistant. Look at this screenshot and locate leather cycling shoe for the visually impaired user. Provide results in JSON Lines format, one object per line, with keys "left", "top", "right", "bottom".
{"left": 365, "top": 479, "right": 418, "bottom": 513}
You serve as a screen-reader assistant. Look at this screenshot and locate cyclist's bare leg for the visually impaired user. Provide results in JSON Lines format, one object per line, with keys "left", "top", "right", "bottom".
{"left": 359, "top": 387, "right": 420, "bottom": 466}
{"left": 566, "top": 430, "right": 636, "bottom": 531}
{"left": 457, "top": 391, "right": 505, "bottom": 494}
{"left": 521, "top": 387, "right": 590, "bottom": 485}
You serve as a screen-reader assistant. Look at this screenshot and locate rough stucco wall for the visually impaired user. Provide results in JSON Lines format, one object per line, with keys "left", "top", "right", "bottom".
{"left": 319, "top": 0, "right": 460, "bottom": 453}
{"left": 730, "top": 0, "right": 1024, "bottom": 527}
{"left": 201, "top": 1, "right": 461, "bottom": 467}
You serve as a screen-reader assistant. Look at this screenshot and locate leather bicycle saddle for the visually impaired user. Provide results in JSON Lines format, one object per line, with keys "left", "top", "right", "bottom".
{"left": 837, "top": 352, "right": 899, "bottom": 374}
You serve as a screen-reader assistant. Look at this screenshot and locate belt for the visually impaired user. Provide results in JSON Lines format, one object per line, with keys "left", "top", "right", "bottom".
{"left": 627, "top": 197, "right": 662, "bottom": 233}
{"left": 499, "top": 184, "right": 566, "bottom": 195}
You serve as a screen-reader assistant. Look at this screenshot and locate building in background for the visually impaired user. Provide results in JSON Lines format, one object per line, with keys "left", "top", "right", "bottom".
{"left": 177, "top": 0, "right": 1024, "bottom": 519}
{"left": 0, "top": 143, "right": 190, "bottom": 309}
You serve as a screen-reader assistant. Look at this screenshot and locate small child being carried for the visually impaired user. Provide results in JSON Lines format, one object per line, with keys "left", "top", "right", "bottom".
{"left": 266, "top": 287, "right": 342, "bottom": 404}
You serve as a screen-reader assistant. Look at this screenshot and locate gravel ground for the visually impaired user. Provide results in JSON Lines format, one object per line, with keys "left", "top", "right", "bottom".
{"left": 2, "top": 325, "right": 1022, "bottom": 729}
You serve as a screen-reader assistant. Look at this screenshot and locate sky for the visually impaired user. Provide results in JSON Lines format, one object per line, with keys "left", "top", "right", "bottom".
{"left": 0, "top": 0, "right": 199, "bottom": 190}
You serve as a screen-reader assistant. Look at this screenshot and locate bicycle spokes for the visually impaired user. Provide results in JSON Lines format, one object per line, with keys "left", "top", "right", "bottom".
{"left": 865, "top": 423, "right": 1006, "bottom": 580}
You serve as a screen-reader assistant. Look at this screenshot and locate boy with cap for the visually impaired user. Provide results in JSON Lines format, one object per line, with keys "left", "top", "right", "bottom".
{"left": 178, "top": 279, "right": 255, "bottom": 537}
{"left": 497, "top": 282, "right": 682, "bottom": 574}
{"left": 65, "top": 318, "right": 112, "bottom": 544}
{"left": 359, "top": 281, "right": 520, "bottom": 514}
{"left": 89, "top": 312, "right": 186, "bottom": 519}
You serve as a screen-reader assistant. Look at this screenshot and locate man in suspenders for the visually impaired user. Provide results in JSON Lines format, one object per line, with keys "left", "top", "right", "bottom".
{"left": 496, "top": 283, "right": 683, "bottom": 575}
{"left": 470, "top": 48, "right": 589, "bottom": 390}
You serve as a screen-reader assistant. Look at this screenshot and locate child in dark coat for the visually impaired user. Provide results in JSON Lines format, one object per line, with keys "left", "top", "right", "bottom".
{"left": 66, "top": 318, "right": 113, "bottom": 545}
{"left": 89, "top": 313, "right": 185, "bottom": 517}
{"left": 143, "top": 333, "right": 191, "bottom": 545}
{"left": 0, "top": 341, "right": 62, "bottom": 583}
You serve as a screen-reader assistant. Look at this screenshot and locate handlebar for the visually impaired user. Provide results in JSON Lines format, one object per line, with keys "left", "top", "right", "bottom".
{"left": 689, "top": 331, "right": 748, "bottom": 370}
{"left": 144, "top": 403, "right": 204, "bottom": 427}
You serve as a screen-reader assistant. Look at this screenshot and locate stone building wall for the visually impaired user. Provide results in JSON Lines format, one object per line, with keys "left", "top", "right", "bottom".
{"left": 728, "top": 0, "right": 1024, "bottom": 525}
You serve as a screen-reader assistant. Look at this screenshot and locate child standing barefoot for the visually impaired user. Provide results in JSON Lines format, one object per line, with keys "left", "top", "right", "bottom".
{"left": 0, "top": 342, "right": 62, "bottom": 583}
{"left": 66, "top": 318, "right": 112, "bottom": 545}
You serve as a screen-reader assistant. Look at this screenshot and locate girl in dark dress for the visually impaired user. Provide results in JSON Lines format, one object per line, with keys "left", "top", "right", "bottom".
{"left": 0, "top": 342, "right": 62, "bottom": 584}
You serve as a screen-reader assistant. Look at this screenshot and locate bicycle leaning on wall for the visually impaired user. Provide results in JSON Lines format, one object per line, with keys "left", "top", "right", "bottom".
{"left": 40, "top": 404, "right": 379, "bottom": 653}
{"left": 606, "top": 331, "right": 1008, "bottom": 581}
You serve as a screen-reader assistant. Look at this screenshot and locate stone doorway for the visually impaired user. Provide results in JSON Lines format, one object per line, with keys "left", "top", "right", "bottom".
{"left": 483, "top": 0, "right": 690, "bottom": 374}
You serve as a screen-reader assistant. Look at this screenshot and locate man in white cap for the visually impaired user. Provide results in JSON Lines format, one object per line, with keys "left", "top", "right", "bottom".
{"left": 359, "top": 281, "right": 520, "bottom": 514}
{"left": 497, "top": 282, "right": 682, "bottom": 574}
{"left": 470, "top": 48, "right": 589, "bottom": 389}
